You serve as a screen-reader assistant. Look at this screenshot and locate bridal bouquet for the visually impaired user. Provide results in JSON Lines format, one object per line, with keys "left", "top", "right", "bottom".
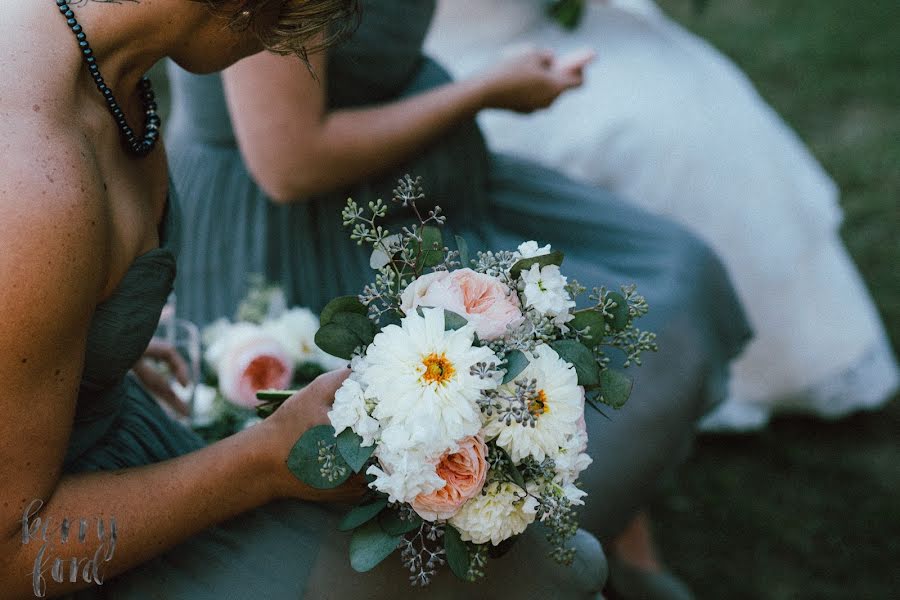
{"left": 267, "top": 176, "right": 655, "bottom": 585}
{"left": 193, "top": 283, "right": 345, "bottom": 437}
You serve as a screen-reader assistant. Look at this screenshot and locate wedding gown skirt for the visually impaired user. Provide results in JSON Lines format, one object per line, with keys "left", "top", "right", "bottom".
{"left": 425, "top": 0, "right": 898, "bottom": 430}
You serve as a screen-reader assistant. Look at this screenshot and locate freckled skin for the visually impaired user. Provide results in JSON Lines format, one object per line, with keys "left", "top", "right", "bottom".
{"left": 0, "top": 2, "right": 362, "bottom": 597}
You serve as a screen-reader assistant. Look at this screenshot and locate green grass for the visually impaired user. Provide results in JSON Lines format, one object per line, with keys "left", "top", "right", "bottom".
{"left": 650, "top": 1, "right": 899, "bottom": 597}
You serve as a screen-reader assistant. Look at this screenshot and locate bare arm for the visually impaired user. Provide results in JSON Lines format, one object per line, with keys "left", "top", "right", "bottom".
{"left": 223, "top": 47, "right": 594, "bottom": 201}
{"left": 0, "top": 133, "right": 359, "bottom": 598}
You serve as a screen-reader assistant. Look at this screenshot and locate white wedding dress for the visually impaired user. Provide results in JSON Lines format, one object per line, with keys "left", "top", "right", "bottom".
{"left": 425, "top": 0, "right": 897, "bottom": 430}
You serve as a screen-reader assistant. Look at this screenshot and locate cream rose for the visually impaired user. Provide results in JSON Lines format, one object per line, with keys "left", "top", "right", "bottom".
{"left": 411, "top": 436, "right": 488, "bottom": 521}
{"left": 400, "top": 269, "right": 523, "bottom": 340}
{"left": 205, "top": 323, "right": 294, "bottom": 409}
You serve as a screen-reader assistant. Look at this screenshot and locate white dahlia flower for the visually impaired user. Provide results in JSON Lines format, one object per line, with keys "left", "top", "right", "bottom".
{"left": 483, "top": 344, "right": 583, "bottom": 463}
{"left": 449, "top": 481, "right": 537, "bottom": 545}
{"left": 361, "top": 307, "right": 500, "bottom": 455}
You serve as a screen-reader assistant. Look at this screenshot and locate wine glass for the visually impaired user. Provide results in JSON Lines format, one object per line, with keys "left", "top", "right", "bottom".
{"left": 150, "top": 299, "right": 202, "bottom": 425}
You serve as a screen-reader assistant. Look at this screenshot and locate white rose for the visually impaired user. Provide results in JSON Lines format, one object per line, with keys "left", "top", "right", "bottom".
{"left": 204, "top": 323, "right": 294, "bottom": 409}
{"left": 262, "top": 307, "right": 321, "bottom": 364}
{"left": 191, "top": 383, "right": 221, "bottom": 428}
{"left": 399, "top": 271, "right": 455, "bottom": 315}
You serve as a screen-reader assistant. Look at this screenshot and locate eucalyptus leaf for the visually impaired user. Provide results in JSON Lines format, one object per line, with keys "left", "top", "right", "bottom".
{"left": 378, "top": 509, "right": 423, "bottom": 536}
{"left": 444, "top": 526, "right": 471, "bottom": 580}
{"left": 378, "top": 310, "right": 403, "bottom": 328}
{"left": 331, "top": 311, "right": 377, "bottom": 346}
{"left": 286, "top": 425, "right": 352, "bottom": 489}
{"left": 600, "top": 368, "right": 633, "bottom": 409}
{"left": 605, "top": 291, "right": 630, "bottom": 332}
{"left": 420, "top": 225, "right": 444, "bottom": 268}
{"left": 320, "top": 295, "right": 368, "bottom": 326}
{"left": 338, "top": 498, "right": 388, "bottom": 532}
{"left": 349, "top": 520, "right": 403, "bottom": 573}
{"left": 314, "top": 323, "right": 362, "bottom": 360}
{"left": 455, "top": 235, "right": 470, "bottom": 266}
{"left": 551, "top": 339, "right": 600, "bottom": 387}
{"left": 570, "top": 310, "right": 607, "bottom": 346}
{"left": 502, "top": 350, "right": 530, "bottom": 384}
{"left": 496, "top": 446, "right": 527, "bottom": 489}
{"left": 416, "top": 307, "right": 469, "bottom": 331}
{"left": 336, "top": 428, "right": 376, "bottom": 473}
{"left": 509, "top": 250, "right": 565, "bottom": 278}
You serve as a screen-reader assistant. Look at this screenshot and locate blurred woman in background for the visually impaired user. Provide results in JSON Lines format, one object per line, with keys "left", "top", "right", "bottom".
{"left": 425, "top": 0, "right": 898, "bottom": 431}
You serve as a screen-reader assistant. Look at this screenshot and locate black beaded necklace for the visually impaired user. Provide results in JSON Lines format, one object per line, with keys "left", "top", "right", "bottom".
{"left": 56, "top": 0, "right": 160, "bottom": 156}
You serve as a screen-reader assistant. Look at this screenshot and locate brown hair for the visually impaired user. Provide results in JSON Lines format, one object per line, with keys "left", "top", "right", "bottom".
{"left": 199, "top": 0, "right": 360, "bottom": 58}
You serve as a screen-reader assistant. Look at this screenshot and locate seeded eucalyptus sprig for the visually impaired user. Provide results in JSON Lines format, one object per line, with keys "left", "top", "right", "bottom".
{"left": 341, "top": 175, "right": 454, "bottom": 323}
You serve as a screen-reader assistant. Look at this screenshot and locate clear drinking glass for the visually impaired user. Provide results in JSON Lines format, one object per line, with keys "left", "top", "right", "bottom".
{"left": 151, "top": 299, "right": 202, "bottom": 424}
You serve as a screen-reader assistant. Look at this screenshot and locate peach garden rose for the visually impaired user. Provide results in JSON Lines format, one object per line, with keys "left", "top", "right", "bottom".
{"left": 411, "top": 435, "right": 489, "bottom": 521}
{"left": 205, "top": 323, "right": 294, "bottom": 409}
{"left": 400, "top": 268, "right": 523, "bottom": 340}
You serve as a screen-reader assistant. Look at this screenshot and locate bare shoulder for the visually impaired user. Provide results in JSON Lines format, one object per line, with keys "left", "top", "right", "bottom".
{"left": 0, "top": 126, "right": 112, "bottom": 360}
{"left": 0, "top": 118, "right": 113, "bottom": 315}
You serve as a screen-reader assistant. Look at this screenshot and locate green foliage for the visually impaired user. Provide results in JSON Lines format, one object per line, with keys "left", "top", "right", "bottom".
{"left": 570, "top": 309, "right": 608, "bottom": 346}
{"left": 604, "top": 291, "right": 630, "bottom": 332}
{"left": 255, "top": 389, "right": 297, "bottom": 402}
{"left": 508, "top": 250, "right": 565, "bottom": 278}
{"left": 551, "top": 340, "right": 600, "bottom": 387}
{"left": 502, "top": 349, "right": 530, "bottom": 384}
{"left": 599, "top": 368, "right": 633, "bottom": 409}
{"left": 349, "top": 520, "right": 403, "bottom": 573}
{"left": 443, "top": 526, "right": 471, "bottom": 580}
{"left": 455, "top": 235, "right": 471, "bottom": 266}
{"left": 336, "top": 428, "right": 375, "bottom": 473}
{"left": 338, "top": 499, "right": 389, "bottom": 532}
{"left": 416, "top": 307, "right": 469, "bottom": 331}
{"left": 420, "top": 225, "right": 444, "bottom": 268}
{"left": 314, "top": 323, "right": 362, "bottom": 360}
{"left": 378, "top": 509, "right": 423, "bottom": 536}
{"left": 330, "top": 312, "right": 377, "bottom": 345}
{"left": 286, "top": 425, "right": 352, "bottom": 489}
{"left": 320, "top": 295, "right": 368, "bottom": 326}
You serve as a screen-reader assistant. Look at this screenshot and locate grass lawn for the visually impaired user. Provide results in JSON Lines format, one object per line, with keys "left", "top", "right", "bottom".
{"left": 651, "top": 1, "right": 899, "bottom": 597}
